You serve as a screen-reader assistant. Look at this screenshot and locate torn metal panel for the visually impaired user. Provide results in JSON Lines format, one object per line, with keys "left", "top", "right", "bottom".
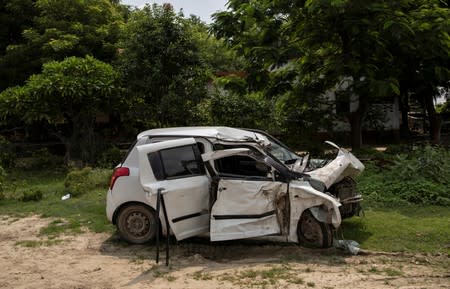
{"left": 202, "top": 148, "right": 251, "bottom": 162}
{"left": 210, "top": 179, "right": 287, "bottom": 241}
{"left": 307, "top": 146, "right": 365, "bottom": 189}
{"left": 287, "top": 180, "right": 342, "bottom": 243}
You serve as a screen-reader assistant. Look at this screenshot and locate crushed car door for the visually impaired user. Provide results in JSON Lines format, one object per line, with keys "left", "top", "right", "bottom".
{"left": 203, "top": 149, "right": 288, "bottom": 241}
{"left": 137, "top": 138, "right": 210, "bottom": 241}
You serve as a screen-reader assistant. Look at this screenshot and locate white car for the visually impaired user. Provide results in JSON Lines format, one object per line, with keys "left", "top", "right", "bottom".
{"left": 106, "top": 127, "right": 364, "bottom": 248}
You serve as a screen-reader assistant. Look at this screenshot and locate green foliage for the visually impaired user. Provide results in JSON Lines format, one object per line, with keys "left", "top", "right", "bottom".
{"left": 436, "top": 100, "right": 450, "bottom": 114}
{"left": 118, "top": 4, "right": 210, "bottom": 128}
{"left": 342, "top": 206, "right": 450, "bottom": 253}
{"left": 0, "top": 56, "right": 122, "bottom": 163}
{"left": 0, "top": 165, "right": 5, "bottom": 199}
{"left": 64, "top": 167, "right": 110, "bottom": 197}
{"left": 212, "top": 0, "right": 450, "bottom": 147}
{"left": 0, "top": 0, "right": 38, "bottom": 90}
{"left": 14, "top": 148, "right": 64, "bottom": 170}
{"left": 0, "top": 135, "right": 16, "bottom": 168}
{"left": 97, "top": 146, "right": 123, "bottom": 168}
{"left": 195, "top": 88, "right": 272, "bottom": 129}
{"left": 18, "top": 189, "right": 43, "bottom": 202}
{"left": 0, "top": 0, "right": 124, "bottom": 90}
{"left": 0, "top": 169, "right": 113, "bottom": 234}
{"left": 358, "top": 145, "right": 450, "bottom": 206}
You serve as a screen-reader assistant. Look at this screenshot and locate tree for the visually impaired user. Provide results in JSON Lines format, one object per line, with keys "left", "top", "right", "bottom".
{"left": 0, "top": 0, "right": 124, "bottom": 91}
{"left": 118, "top": 4, "right": 210, "bottom": 128}
{"left": 212, "top": 0, "right": 450, "bottom": 148}
{"left": 0, "top": 56, "right": 122, "bottom": 163}
{"left": 405, "top": 1, "right": 450, "bottom": 143}
{"left": 0, "top": 0, "right": 38, "bottom": 90}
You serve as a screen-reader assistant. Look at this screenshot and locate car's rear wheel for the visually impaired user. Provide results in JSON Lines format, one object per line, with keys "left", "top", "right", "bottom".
{"left": 117, "top": 204, "right": 157, "bottom": 244}
{"left": 297, "top": 209, "right": 333, "bottom": 248}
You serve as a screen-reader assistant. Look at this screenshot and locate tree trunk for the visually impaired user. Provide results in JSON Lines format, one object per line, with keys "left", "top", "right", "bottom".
{"left": 424, "top": 94, "right": 442, "bottom": 144}
{"left": 348, "top": 111, "right": 363, "bottom": 149}
{"left": 347, "top": 96, "right": 368, "bottom": 150}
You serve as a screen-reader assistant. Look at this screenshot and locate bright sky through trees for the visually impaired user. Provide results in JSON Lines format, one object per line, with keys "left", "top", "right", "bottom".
{"left": 121, "top": 0, "right": 227, "bottom": 22}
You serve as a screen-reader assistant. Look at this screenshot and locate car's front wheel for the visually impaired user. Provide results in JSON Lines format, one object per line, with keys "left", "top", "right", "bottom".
{"left": 116, "top": 204, "right": 158, "bottom": 244}
{"left": 297, "top": 209, "right": 333, "bottom": 248}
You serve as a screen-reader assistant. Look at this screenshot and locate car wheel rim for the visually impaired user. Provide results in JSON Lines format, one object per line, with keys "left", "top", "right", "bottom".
{"left": 126, "top": 212, "right": 150, "bottom": 237}
{"left": 299, "top": 213, "right": 323, "bottom": 245}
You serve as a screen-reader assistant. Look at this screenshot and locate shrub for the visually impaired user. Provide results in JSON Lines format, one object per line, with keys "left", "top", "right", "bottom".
{"left": 18, "top": 189, "right": 43, "bottom": 202}
{"left": 0, "top": 135, "right": 16, "bottom": 168}
{"left": 358, "top": 145, "right": 450, "bottom": 206}
{"left": 98, "top": 146, "right": 123, "bottom": 168}
{"left": 0, "top": 165, "right": 5, "bottom": 198}
{"left": 15, "top": 148, "right": 64, "bottom": 170}
{"left": 64, "top": 167, "right": 110, "bottom": 197}
{"left": 64, "top": 167, "right": 93, "bottom": 197}
{"left": 31, "top": 148, "right": 64, "bottom": 169}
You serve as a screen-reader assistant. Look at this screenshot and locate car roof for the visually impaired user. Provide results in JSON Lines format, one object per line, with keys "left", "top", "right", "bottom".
{"left": 137, "top": 126, "right": 269, "bottom": 144}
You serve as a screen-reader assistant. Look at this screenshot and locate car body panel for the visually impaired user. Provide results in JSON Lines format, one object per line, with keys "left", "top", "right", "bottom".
{"left": 136, "top": 138, "right": 210, "bottom": 240}
{"left": 210, "top": 178, "right": 287, "bottom": 241}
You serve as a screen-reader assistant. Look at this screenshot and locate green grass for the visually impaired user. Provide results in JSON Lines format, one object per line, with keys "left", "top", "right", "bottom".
{"left": 341, "top": 205, "right": 450, "bottom": 254}
{"left": 1, "top": 168, "right": 449, "bottom": 255}
{"left": 0, "top": 168, "right": 114, "bottom": 235}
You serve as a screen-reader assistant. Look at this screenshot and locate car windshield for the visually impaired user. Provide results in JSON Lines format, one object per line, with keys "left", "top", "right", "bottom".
{"left": 267, "top": 141, "right": 300, "bottom": 164}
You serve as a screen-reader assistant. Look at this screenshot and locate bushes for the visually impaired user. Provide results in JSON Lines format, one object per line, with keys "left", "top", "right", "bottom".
{"left": 358, "top": 145, "right": 450, "bottom": 206}
{"left": 0, "top": 136, "right": 15, "bottom": 168}
{"left": 15, "top": 148, "right": 64, "bottom": 170}
{"left": 18, "top": 189, "right": 43, "bottom": 202}
{"left": 64, "top": 167, "right": 110, "bottom": 197}
{"left": 0, "top": 166, "right": 5, "bottom": 200}
{"left": 97, "top": 146, "right": 123, "bottom": 168}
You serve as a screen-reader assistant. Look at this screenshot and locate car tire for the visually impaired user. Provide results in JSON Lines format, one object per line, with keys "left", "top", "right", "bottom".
{"left": 297, "top": 209, "right": 333, "bottom": 248}
{"left": 116, "top": 204, "right": 158, "bottom": 244}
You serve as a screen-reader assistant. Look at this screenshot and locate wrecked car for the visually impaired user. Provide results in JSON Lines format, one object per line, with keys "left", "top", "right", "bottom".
{"left": 106, "top": 127, "right": 364, "bottom": 248}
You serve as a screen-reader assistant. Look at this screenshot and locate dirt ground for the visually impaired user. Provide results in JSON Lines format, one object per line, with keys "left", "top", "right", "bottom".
{"left": 0, "top": 216, "right": 448, "bottom": 289}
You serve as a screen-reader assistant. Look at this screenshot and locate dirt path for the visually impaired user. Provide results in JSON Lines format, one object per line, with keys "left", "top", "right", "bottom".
{"left": 0, "top": 216, "right": 448, "bottom": 289}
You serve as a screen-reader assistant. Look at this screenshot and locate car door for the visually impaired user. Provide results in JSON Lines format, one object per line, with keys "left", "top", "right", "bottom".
{"left": 137, "top": 138, "right": 210, "bottom": 241}
{"left": 203, "top": 149, "right": 288, "bottom": 241}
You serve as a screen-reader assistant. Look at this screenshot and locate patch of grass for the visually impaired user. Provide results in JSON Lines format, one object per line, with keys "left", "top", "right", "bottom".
{"left": 192, "top": 270, "right": 213, "bottom": 281}
{"left": 1, "top": 166, "right": 449, "bottom": 256}
{"left": 342, "top": 205, "right": 450, "bottom": 254}
{"left": 0, "top": 169, "right": 114, "bottom": 235}
{"left": 130, "top": 255, "right": 146, "bottom": 265}
{"left": 39, "top": 219, "right": 83, "bottom": 236}
{"left": 306, "top": 281, "right": 315, "bottom": 287}
{"left": 287, "top": 277, "right": 304, "bottom": 284}
{"left": 18, "top": 189, "right": 43, "bottom": 202}
{"left": 382, "top": 267, "right": 403, "bottom": 276}
{"left": 166, "top": 275, "right": 177, "bottom": 282}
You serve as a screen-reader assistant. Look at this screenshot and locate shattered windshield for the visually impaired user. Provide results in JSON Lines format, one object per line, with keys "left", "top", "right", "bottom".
{"left": 268, "top": 141, "right": 300, "bottom": 164}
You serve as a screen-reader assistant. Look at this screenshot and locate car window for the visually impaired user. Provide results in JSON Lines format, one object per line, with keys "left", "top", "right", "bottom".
{"left": 148, "top": 144, "right": 205, "bottom": 180}
{"left": 215, "top": 155, "right": 269, "bottom": 177}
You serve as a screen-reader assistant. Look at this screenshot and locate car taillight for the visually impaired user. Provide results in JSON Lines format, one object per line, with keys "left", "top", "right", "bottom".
{"left": 110, "top": 167, "right": 130, "bottom": 189}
